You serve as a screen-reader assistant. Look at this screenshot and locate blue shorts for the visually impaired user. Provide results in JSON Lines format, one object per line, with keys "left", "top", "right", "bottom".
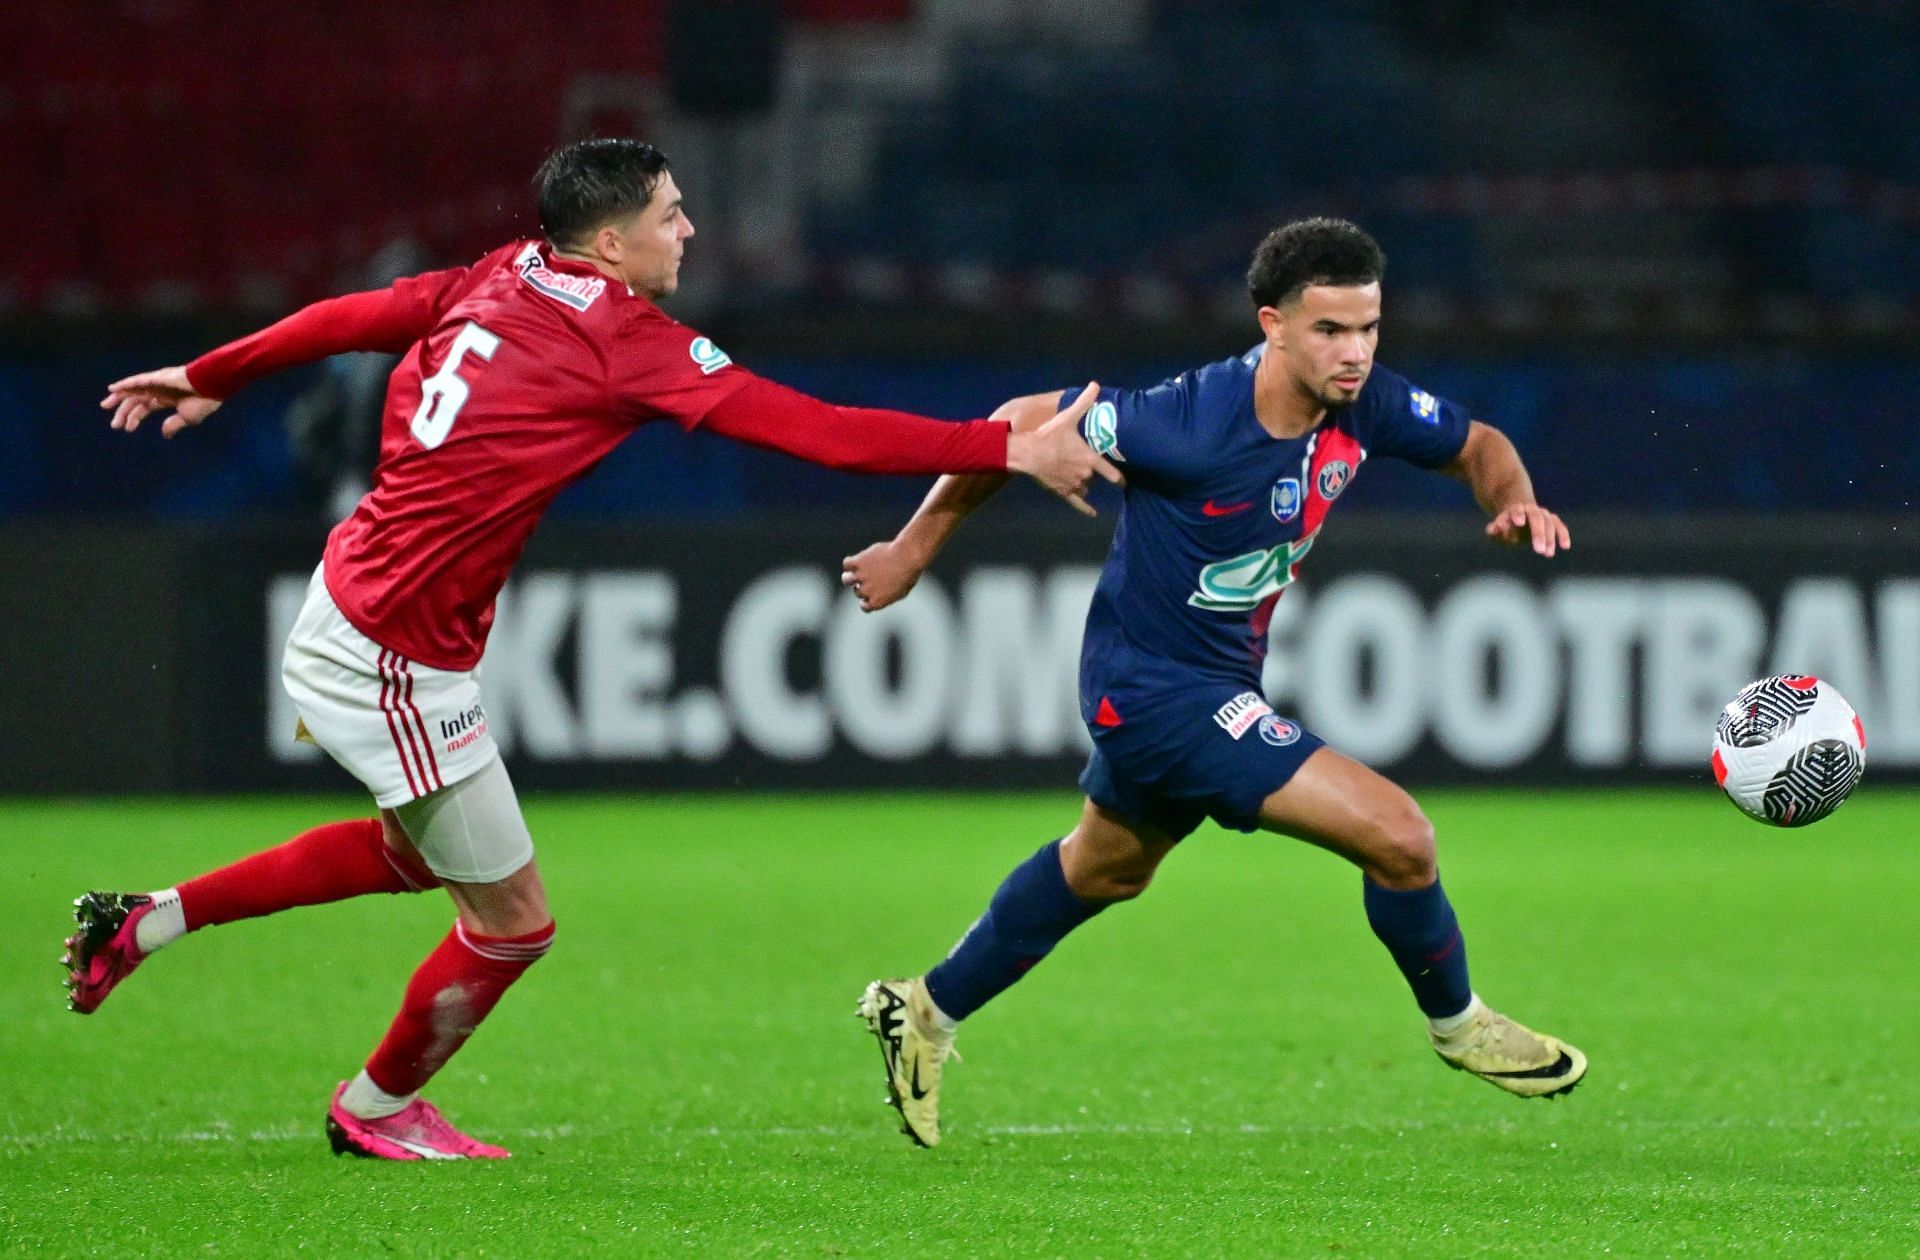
{"left": 1078, "top": 686, "right": 1325, "bottom": 842}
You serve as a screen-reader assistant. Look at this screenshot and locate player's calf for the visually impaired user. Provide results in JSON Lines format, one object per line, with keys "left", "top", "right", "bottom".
{"left": 1363, "top": 873, "right": 1471, "bottom": 1019}
{"left": 854, "top": 826, "right": 1133, "bottom": 1147}
{"left": 321, "top": 914, "right": 550, "bottom": 1159}
{"left": 63, "top": 819, "right": 438, "bottom": 1015}
{"left": 355, "top": 917, "right": 555, "bottom": 1102}
{"left": 174, "top": 817, "right": 439, "bottom": 928}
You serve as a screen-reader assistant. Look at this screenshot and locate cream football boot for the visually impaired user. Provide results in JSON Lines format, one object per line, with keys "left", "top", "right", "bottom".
{"left": 856, "top": 977, "right": 956, "bottom": 1147}
{"left": 1430, "top": 998, "right": 1587, "bottom": 1098}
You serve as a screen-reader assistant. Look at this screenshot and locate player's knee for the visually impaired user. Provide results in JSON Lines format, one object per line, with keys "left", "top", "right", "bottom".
{"left": 496, "top": 872, "right": 551, "bottom": 934}
{"left": 1072, "top": 864, "right": 1155, "bottom": 903}
{"left": 1061, "top": 807, "right": 1167, "bottom": 904}
{"left": 450, "top": 856, "right": 551, "bottom": 938}
{"left": 384, "top": 845, "right": 441, "bottom": 891}
{"left": 464, "top": 890, "right": 551, "bottom": 939}
{"left": 378, "top": 814, "right": 441, "bottom": 891}
{"left": 1366, "top": 804, "right": 1436, "bottom": 887}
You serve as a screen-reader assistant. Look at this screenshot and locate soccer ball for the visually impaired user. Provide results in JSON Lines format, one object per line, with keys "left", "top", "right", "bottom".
{"left": 1711, "top": 675, "right": 1866, "bottom": 827}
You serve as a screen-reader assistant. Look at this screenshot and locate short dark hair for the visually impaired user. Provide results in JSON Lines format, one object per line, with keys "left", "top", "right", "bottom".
{"left": 535, "top": 138, "right": 672, "bottom": 249}
{"left": 1246, "top": 217, "right": 1386, "bottom": 308}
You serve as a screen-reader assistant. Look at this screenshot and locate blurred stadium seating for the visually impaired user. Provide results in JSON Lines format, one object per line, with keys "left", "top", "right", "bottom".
{"left": 1, "top": 0, "right": 1914, "bottom": 521}
{"left": 6, "top": 1, "right": 1913, "bottom": 312}
{"left": 1, "top": 0, "right": 909, "bottom": 311}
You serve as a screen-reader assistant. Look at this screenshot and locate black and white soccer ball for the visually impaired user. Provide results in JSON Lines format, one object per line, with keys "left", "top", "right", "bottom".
{"left": 1711, "top": 675, "right": 1865, "bottom": 827}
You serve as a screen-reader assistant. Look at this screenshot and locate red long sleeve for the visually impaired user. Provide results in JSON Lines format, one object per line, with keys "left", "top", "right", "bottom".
{"left": 696, "top": 375, "right": 1009, "bottom": 475}
{"left": 184, "top": 265, "right": 473, "bottom": 399}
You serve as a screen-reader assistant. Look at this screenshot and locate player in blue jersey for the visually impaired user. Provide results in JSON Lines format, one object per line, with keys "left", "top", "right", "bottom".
{"left": 847, "top": 218, "right": 1583, "bottom": 1147}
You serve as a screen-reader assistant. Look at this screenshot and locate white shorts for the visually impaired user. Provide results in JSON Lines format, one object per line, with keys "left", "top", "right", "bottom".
{"left": 281, "top": 566, "right": 501, "bottom": 810}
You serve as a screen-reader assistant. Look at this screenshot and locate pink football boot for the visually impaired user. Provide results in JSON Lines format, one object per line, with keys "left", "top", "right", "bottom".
{"left": 63, "top": 892, "right": 154, "bottom": 1014}
{"left": 326, "top": 1082, "right": 511, "bottom": 1161}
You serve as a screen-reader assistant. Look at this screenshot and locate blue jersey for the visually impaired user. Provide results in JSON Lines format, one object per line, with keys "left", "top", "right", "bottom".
{"left": 1070, "top": 348, "right": 1471, "bottom": 728}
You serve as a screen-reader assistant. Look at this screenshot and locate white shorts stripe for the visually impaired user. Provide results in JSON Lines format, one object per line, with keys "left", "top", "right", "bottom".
{"left": 376, "top": 650, "right": 424, "bottom": 798}
{"left": 398, "top": 655, "right": 444, "bottom": 791}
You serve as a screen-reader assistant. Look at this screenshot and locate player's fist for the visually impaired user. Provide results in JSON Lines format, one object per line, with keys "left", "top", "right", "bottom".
{"left": 841, "top": 540, "right": 926, "bottom": 612}
{"left": 101, "top": 366, "right": 222, "bottom": 439}
{"left": 1486, "top": 502, "right": 1571, "bottom": 557}
{"left": 1006, "top": 382, "right": 1125, "bottom": 516}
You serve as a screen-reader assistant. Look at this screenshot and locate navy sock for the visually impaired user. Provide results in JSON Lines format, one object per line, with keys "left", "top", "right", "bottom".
{"left": 925, "top": 839, "right": 1101, "bottom": 1021}
{"left": 1363, "top": 874, "right": 1473, "bottom": 1019}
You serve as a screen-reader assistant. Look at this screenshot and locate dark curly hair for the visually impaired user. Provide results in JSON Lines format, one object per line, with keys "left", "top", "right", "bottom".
{"left": 1246, "top": 217, "right": 1386, "bottom": 308}
{"left": 536, "top": 138, "right": 672, "bottom": 250}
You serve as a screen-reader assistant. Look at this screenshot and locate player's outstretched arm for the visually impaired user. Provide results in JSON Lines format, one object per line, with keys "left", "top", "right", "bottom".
{"left": 100, "top": 266, "right": 472, "bottom": 438}
{"left": 700, "top": 377, "right": 1117, "bottom": 514}
{"left": 1004, "top": 384, "right": 1123, "bottom": 514}
{"left": 1440, "top": 420, "right": 1571, "bottom": 557}
{"left": 101, "top": 366, "right": 221, "bottom": 439}
{"left": 842, "top": 388, "right": 1112, "bottom": 612}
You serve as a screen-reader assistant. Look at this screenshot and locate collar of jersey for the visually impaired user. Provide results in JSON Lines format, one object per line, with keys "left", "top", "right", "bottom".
{"left": 535, "top": 241, "right": 632, "bottom": 291}
{"left": 529, "top": 243, "right": 656, "bottom": 307}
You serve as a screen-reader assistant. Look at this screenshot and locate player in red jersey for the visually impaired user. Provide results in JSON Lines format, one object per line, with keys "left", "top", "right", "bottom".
{"left": 65, "top": 138, "right": 1118, "bottom": 1161}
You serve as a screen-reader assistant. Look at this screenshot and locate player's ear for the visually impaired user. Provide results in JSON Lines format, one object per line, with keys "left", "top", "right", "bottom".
{"left": 1256, "top": 305, "right": 1285, "bottom": 349}
{"left": 595, "top": 223, "right": 624, "bottom": 264}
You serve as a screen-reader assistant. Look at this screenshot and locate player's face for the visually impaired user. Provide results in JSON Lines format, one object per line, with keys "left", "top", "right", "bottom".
{"left": 1270, "top": 283, "right": 1381, "bottom": 408}
{"left": 617, "top": 172, "right": 696, "bottom": 299}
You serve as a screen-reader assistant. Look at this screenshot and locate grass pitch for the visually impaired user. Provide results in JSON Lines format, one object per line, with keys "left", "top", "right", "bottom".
{"left": 2, "top": 790, "right": 1916, "bottom": 1257}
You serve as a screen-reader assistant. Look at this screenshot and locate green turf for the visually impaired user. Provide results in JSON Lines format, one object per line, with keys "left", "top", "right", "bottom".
{"left": 2, "top": 790, "right": 1916, "bottom": 1257}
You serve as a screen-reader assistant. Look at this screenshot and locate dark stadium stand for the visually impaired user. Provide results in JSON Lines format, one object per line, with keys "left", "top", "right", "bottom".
{"left": 2, "top": 1, "right": 1914, "bottom": 520}
{"left": 6, "top": 0, "right": 1911, "bottom": 311}
{"left": 811, "top": 1, "right": 1917, "bottom": 304}
{"left": 1669, "top": 0, "right": 1920, "bottom": 295}
{"left": 2, "top": 1, "right": 906, "bottom": 309}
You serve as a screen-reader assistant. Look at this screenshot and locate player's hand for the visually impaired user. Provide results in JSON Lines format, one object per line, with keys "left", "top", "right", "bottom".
{"left": 1486, "top": 502, "right": 1571, "bottom": 557}
{"left": 1005, "top": 382, "right": 1124, "bottom": 517}
{"left": 841, "top": 540, "right": 925, "bottom": 612}
{"left": 101, "top": 366, "right": 222, "bottom": 438}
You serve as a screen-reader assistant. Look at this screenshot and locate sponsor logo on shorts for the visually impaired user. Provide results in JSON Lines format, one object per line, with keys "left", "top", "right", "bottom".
{"left": 446, "top": 723, "right": 488, "bottom": 753}
{"left": 1317, "top": 460, "right": 1352, "bottom": 500}
{"left": 440, "top": 702, "right": 488, "bottom": 752}
{"left": 1212, "top": 691, "right": 1273, "bottom": 740}
{"left": 690, "top": 337, "right": 733, "bottom": 374}
{"left": 1271, "top": 477, "right": 1301, "bottom": 523}
{"left": 1258, "top": 715, "right": 1302, "bottom": 746}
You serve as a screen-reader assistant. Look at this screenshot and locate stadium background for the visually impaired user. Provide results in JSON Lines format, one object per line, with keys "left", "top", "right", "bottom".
{"left": 3, "top": 0, "right": 1916, "bottom": 794}
{"left": 3, "top": 3, "right": 1917, "bottom": 1256}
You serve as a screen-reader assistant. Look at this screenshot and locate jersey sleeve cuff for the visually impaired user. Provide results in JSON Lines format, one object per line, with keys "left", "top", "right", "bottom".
{"left": 181, "top": 355, "right": 235, "bottom": 401}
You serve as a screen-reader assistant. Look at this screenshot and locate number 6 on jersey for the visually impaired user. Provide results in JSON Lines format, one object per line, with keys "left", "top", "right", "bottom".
{"left": 410, "top": 321, "right": 501, "bottom": 449}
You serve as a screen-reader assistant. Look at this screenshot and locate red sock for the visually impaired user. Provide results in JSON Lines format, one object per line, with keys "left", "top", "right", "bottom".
{"left": 178, "top": 818, "right": 439, "bottom": 931}
{"left": 364, "top": 920, "right": 555, "bottom": 1096}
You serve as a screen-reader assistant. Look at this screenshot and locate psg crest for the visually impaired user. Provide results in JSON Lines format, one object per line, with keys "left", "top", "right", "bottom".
{"left": 1317, "top": 460, "right": 1352, "bottom": 500}
{"left": 1258, "top": 715, "right": 1302, "bottom": 746}
{"left": 1271, "top": 477, "right": 1302, "bottom": 523}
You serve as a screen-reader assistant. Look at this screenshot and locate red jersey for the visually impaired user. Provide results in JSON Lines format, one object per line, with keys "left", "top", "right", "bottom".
{"left": 188, "top": 240, "right": 1010, "bottom": 669}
